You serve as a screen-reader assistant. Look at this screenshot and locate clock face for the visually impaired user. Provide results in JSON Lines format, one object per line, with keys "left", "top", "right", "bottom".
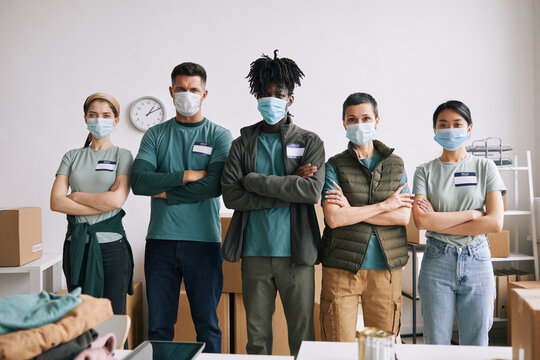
{"left": 130, "top": 96, "right": 167, "bottom": 132}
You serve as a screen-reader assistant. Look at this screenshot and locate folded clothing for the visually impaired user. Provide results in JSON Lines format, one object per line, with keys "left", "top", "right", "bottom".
{"left": 32, "top": 329, "right": 98, "bottom": 360}
{"left": 0, "top": 288, "right": 82, "bottom": 335}
{"left": 0, "top": 294, "right": 113, "bottom": 360}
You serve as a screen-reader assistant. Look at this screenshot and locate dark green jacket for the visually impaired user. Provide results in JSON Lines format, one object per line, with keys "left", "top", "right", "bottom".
{"left": 321, "top": 140, "right": 408, "bottom": 273}
{"left": 66, "top": 209, "right": 134, "bottom": 297}
{"left": 221, "top": 116, "right": 325, "bottom": 265}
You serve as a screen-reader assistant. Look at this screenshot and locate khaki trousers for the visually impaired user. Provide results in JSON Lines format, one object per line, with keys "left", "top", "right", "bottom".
{"left": 320, "top": 267, "right": 403, "bottom": 342}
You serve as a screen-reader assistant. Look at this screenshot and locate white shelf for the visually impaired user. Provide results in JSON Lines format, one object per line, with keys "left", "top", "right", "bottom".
{"left": 504, "top": 210, "right": 532, "bottom": 216}
{"left": 491, "top": 253, "right": 535, "bottom": 262}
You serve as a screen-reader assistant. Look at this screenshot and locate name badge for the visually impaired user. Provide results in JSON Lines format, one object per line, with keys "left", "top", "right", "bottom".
{"left": 286, "top": 143, "right": 305, "bottom": 159}
{"left": 192, "top": 142, "right": 213, "bottom": 156}
{"left": 454, "top": 171, "right": 477, "bottom": 187}
{"left": 95, "top": 160, "right": 116, "bottom": 172}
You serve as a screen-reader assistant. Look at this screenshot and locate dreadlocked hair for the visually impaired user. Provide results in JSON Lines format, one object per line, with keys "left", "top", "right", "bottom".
{"left": 246, "top": 49, "right": 305, "bottom": 98}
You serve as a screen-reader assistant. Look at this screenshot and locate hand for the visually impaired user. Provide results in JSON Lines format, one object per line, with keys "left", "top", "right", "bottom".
{"left": 416, "top": 197, "right": 434, "bottom": 212}
{"left": 324, "top": 181, "right": 351, "bottom": 208}
{"left": 294, "top": 163, "right": 317, "bottom": 179}
{"left": 382, "top": 183, "right": 414, "bottom": 211}
{"left": 109, "top": 180, "right": 120, "bottom": 192}
{"left": 153, "top": 192, "right": 167, "bottom": 199}
{"left": 183, "top": 170, "right": 207, "bottom": 184}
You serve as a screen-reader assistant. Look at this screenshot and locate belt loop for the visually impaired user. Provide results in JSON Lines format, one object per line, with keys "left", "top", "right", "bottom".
{"left": 467, "top": 245, "right": 473, "bottom": 256}
{"left": 444, "top": 244, "right": 449, "bottom": 254}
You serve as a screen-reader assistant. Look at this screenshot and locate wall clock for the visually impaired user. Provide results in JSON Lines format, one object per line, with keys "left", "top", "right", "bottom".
{"left": 130, "top": 96, "right": 167, "bottom": 132}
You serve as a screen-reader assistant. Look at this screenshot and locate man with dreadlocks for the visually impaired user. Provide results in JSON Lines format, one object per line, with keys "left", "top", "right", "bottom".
{"left": 221, "top": 51, "right": 325, "bottom": 356}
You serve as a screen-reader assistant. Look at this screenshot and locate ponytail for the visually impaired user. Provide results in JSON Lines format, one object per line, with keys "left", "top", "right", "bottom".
{"left": 84, "top": 133, "right": 92, "bottom": 148}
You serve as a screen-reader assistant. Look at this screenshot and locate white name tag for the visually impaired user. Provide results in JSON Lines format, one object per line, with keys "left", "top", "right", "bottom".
{"left": 95, "top": 160, "right": 116, "bottom": 172}
{"left": 454, "top": 171, "right": 477, "bottom": 187}
{"left": 192, "top": 142, "right": 213, "bottom": 156}
{"left": 286, "top": 143, "right": 305, "bottom": 159}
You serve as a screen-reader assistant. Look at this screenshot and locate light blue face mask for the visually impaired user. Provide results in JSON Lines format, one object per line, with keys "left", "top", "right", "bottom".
{"left": 257, "top": 97, "right": 288, "bottom": 125}
{"left": 87, "top": 118, "right": 115, "bottom": 139}
{"left": 434, "top": 128, "right": 470, "bottom": 151}
{"left": 345, "top": 122, "right": 376, "bottom": 146}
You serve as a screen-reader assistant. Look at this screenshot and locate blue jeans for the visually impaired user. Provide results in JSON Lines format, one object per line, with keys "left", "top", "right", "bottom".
{"left": 418, "top": 237, "right": 495, "bottom": 345}
{"left": 144, "top": 239, "right": 223, "bottom": 353}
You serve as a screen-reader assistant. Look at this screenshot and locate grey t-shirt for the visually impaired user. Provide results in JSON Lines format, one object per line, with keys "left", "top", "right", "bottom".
{"left": 413, "top": 154, "right": 506, "bottom": 246}
{"left": 56, "top": 146, "right": 133, "bottom": 243}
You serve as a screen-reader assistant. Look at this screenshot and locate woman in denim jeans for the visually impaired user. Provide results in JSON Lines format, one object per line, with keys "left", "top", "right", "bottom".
{"left": 412, "top": 100, "right": 506, "bottom": 345}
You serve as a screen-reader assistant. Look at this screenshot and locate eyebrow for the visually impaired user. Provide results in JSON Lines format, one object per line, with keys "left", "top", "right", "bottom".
{"left": 348, "top": 113, "right": 371, "bottom": 117}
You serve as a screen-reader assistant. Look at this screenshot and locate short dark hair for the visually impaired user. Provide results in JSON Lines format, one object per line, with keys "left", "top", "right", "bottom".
{"left": 342, "top": 92, "right": 378, "bottom": 120}
{"left": 246, "top": 50, "right": 304, "bottom": 98}
{"left": 432, "top": 100, "right": 472, "bottom": 127}
{"left": 171, "top": 62, "right": 207, "bottom": 85}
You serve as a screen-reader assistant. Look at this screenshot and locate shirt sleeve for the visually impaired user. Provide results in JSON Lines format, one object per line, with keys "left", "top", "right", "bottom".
{"left": 321, "top": 162, "right": 340, "bottom": 205}
{"left": 117, "top": 149, "right": 134, "bottom": 176}
{"left": 134, "top": 128, "right": 158, "bottom": 167}
{"left": 485, "top": 159, "right": 507, "bottom": 196}
{"left": 412, "top": 166, "right": 427, "bottom": 196}
{"left": 399, "top": 169, "right": 410, "bottom": 194}
{"left": 209, "top": 128, "right": 233, "bottom": 165}
{"left": 56, "top": 150, "right": 74, "bottom": 177}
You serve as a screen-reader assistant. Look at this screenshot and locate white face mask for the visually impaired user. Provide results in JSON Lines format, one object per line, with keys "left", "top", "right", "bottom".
{"left": 174, "top": 92, "right": 201, "bottom": 116}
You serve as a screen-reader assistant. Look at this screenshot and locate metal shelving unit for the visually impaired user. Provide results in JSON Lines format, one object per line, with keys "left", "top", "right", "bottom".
{"left": 494, "top": 151, "right": 538, "bottom": 280}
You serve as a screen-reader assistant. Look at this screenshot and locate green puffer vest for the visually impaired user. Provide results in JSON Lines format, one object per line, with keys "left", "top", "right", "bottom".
{"left": 321, "top": 140, "right": 409, "bottom": 273}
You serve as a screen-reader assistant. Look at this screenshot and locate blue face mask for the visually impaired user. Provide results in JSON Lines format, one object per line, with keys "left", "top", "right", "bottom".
{"left": 257, "top": 97, "right": 288, "bottom": 125}
{"left": 87, "top": 118, "right": 115, "bottom": 139}
{"left": 345, "top": 122, "right": 376, "bottom": 146}
{"left": 434, "top": 128, "right": 469, "bottom": 151}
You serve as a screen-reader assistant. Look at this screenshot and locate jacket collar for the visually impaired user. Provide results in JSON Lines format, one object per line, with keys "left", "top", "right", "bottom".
{"left": 347, "top": 139, "right": 395, "bottom": 159}
{"left": 240, "top": 115, "right": 295, "bottom": 139}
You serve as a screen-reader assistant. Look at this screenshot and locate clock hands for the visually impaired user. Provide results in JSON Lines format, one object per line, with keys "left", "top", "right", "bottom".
{"left": 146, "top": 106, "right": 162, "bottom": 116}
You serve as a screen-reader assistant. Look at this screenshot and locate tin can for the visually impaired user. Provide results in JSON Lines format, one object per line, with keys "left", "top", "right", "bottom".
{"left": 356, "top": 327, "right": 378, "bottom": 360}
{"left": 356, "top": 327, "right": 394, "bottom": 360}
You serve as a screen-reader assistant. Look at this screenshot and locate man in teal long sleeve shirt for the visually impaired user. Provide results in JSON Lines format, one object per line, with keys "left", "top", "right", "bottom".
{"left": 131, "top": 62, "right": 232, "bottom": 353}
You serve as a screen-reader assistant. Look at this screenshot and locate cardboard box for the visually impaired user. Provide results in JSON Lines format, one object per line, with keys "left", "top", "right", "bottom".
{"left": 488, "top": 230, "right": 510, "bottom": 258}
{"left": 510, "top": 288, "right": 540, "bottom": 360}
{"left": 508, "top": 281, "right": 540, "bottom": 346}
{"left": 174, "top": 290, "right": 230, "bottom": 353}
{"left": 405, "top": 214, "right": 426, "bottom": 244}
{"left": 126, "top": 282, "right": 143, "bottom": 350}
{"left": 495, "top": 270, "right": 509, "bottom": 318}
{"left": 503, "top": 194, "right": 507, "bottom": 211}
{"left": 0, "top": 207, "right": 42, "bottom": 266}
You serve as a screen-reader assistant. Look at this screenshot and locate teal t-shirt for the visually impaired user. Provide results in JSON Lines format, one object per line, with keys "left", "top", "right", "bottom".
{"left": 242, "top": 132, "right": 291, "bottom": 257}
{"left": 413, "top": 154, "right": 507, "bottom": 246}
{"left": 135, "top": 118, "right": 232, "bottom": 242}
{"left": 56, "top": 146, "right": 133, "bottom": 243}
{"left": 322, "top": 150, "right": 409, "bottom": 270}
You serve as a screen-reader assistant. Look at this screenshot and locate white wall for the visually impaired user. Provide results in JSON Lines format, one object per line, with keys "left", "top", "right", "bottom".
{"left": 0, "top": 0, "right": 538, "bottom": 314}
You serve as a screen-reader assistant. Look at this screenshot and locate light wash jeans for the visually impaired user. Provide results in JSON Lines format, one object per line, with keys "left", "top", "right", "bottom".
{"left": 418, "top": 237, "right": 495, "bottom": 345}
